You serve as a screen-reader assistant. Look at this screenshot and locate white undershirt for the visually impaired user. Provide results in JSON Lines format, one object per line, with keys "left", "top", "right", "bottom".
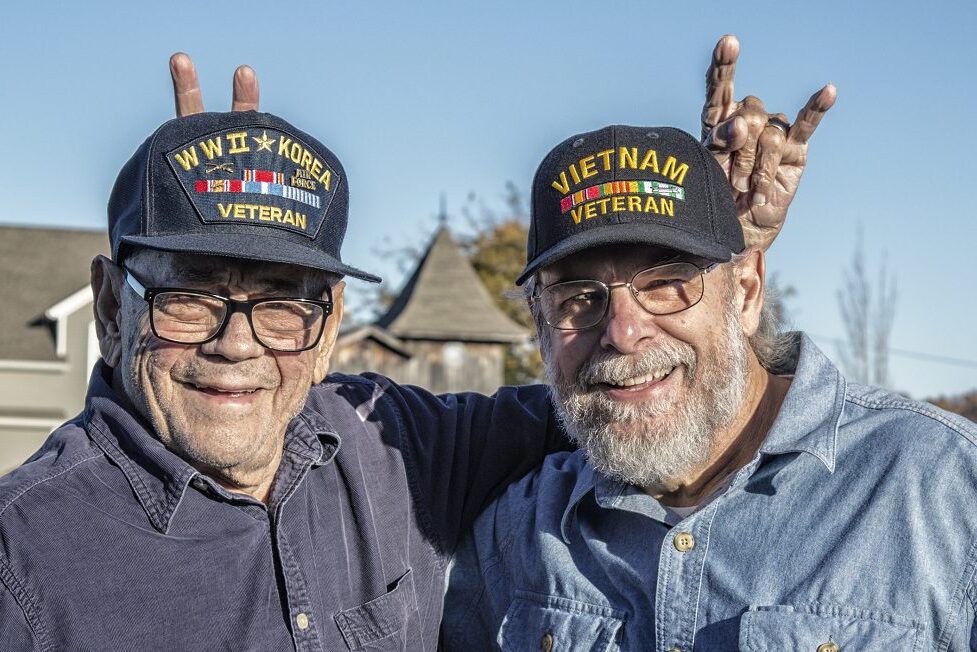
{"left": 660, "top": 471, "right": 737, "bottom": 526}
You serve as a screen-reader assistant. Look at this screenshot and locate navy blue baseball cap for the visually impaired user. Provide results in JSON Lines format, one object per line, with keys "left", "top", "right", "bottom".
{"left": 517, "top": 125, "right": 743, "bottom": 285}
{"left": 108, "top": 111, "right": 380, "bottom": 283}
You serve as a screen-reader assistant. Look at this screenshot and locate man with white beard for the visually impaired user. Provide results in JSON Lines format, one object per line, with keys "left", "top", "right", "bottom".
{"left": 441, "top": 123, "right": 977, "bottom": 650}
{"left": 547, "top": 271, "right": 750, "bottom": 492}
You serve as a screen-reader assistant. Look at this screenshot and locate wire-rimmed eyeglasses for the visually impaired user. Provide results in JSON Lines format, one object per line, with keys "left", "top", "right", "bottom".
{"left": 123, "top": 269, "right": 333, "bottom": 352}
{"left": 532, "top": 261, "right": 719, "bottom": 331}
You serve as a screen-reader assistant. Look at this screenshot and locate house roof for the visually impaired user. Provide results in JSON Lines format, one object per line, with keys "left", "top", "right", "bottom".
{"left": 0, "top": 225, "right": 109, "bottom": 360}
{"left": 336, "top": 324, "right": 413, "bottom": 358}
{"left": 376, "top": 227, "right": 529, "bottom": 343}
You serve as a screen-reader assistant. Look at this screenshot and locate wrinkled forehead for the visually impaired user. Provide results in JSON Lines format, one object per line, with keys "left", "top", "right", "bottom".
{"left": 539, "top": 243, "right": 706, "bottom": 283}
{"left": 125, "top": 248, "right": 331, "bottom": 294}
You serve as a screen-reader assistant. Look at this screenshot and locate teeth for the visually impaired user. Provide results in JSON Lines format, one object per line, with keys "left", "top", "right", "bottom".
{"left": 607, "top": 367, "right": 673, "bottom": 387}
{"left": 194, "top": 384, "right": 255, "bottom": 394}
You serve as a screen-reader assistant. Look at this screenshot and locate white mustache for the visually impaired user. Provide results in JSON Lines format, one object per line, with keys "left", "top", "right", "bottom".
{"left": 577, "top": 342, "right": 697, "bottom": 390}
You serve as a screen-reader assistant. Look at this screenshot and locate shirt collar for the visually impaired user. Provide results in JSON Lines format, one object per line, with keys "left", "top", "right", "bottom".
{"left": 559, "top": 452, "right": 598, "bottom": 542}
{"left": 557, "top": 332, "right": 846, "bottom": 541}
{"left": 758, "top": 333, "right": 846, "bottom": 473}
{"left": 84, "top": 362, "right": 341, "bottom": 533}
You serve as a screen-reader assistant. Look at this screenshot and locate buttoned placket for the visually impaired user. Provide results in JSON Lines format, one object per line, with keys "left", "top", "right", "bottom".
{"left": 274, "top": 508, "right": 320, "bottom": 651}
{"left": 270, "top": 433, "right": 331, "bottom": 652}
{"left": 653, "top": 501, "right": 717, "bottom": 652}
{"left": 653, "top": 454, "right": 766, "bottom": 652}
{"left": 185, "top": 423, "right": 336, "bottom": 651}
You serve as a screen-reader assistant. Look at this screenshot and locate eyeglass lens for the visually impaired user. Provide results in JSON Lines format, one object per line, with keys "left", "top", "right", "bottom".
{"left": 539, "top": 262, "right": 706, "bottom": 330}
{"left": 151, "top": 292, "right": 325, "bottom": 351}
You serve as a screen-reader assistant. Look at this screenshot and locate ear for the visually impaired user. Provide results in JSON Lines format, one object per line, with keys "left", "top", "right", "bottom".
{"left": 91, "top": 255, "right": 125, "bottom": 367}
{"left": 733, "top": 248, "right": 765, "bottom": 338}
{"left": 312, "top": 280, "right": 345, "bottom": 383}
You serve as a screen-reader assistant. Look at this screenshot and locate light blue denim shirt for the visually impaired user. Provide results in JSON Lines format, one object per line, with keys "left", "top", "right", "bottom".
{"left": 443, "top": 334, "right": 977, "bottom": 651}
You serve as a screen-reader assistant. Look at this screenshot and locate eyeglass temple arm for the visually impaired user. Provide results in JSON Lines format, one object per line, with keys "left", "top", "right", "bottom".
{"left": 123, "top": 270, "right": 148, "bottom": 298}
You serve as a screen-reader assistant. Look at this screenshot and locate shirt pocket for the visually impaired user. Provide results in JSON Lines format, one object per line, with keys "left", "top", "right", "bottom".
{"left": 498, "top": 590, "right": 625, "bottom": 652}
{"left": 739, "top": 603, "right": 924, "bottom": 652}
{"left": 334, "top": 568, "right": 417, "bottom": 650}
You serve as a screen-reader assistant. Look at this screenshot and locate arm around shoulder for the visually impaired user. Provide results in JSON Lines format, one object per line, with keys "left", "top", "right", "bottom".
{"left": 359, "top": 376, "right": 571, "bottom": 554}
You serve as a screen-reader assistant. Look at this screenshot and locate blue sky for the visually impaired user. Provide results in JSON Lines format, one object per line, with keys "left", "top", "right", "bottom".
{"left": 1, "top": 0, "right": 974, "bottom": 399}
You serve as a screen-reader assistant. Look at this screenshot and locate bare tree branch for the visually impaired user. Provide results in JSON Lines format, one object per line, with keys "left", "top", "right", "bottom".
{"left": 836, "top": 229, "right": 897, "bottom": 386}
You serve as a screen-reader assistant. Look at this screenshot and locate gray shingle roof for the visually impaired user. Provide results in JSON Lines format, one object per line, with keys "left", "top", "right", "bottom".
{"left": 0, "top": 225, "right": 109, "bottom": 360}
{"left": 376, "top": 227, "right": 528, "bottom": 343}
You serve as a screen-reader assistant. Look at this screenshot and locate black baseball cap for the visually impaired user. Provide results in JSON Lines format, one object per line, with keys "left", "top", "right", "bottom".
{"left": 517, "top": 125, "right": 743, "bottom": 285}
{"left": 108, "top": 111, "right": 380, "bottom": 283}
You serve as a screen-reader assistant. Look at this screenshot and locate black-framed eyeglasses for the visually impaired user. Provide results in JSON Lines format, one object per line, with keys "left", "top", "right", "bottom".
{"left": 532, "top": 261, "right": 720, "bottom": 331}
{"left": 123, "top": 269, "right": 333, "bottom": 352}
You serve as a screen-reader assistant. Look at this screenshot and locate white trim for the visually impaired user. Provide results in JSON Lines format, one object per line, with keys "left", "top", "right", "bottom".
{"left": 43, "top": 287, "right": 93, "bottom": 358}
{"left": 0, "top": 360, "right": 70, "bottom": 373}
{"left": 44, "top": 286, "right": 93, "bottom": 321}
{"left": 87, "top": 321, "right": 101, "bottom": 378}
{"left": 0, "top": 416, "right": 62, "bottom": 431}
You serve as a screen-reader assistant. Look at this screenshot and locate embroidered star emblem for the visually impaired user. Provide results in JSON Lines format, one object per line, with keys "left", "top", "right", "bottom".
{"left": 253, "top": 130, "right": 276, "bottom": 152}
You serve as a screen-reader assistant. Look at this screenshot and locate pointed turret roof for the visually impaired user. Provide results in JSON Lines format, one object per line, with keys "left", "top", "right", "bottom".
{"left": 376, "top": 227, "right": 528, "bottom": 343}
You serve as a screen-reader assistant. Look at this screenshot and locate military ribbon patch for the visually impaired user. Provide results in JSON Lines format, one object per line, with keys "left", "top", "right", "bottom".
{"left": 194, "top": 177, "right": 322, "bottom": 209}
{"left": 560, "top": 180, "right": 685, "bottom": 214}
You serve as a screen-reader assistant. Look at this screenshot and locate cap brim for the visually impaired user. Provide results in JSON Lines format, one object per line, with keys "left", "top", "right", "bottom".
{"left": 516, "top": 221, "right": 735, "bottom": 286}
{"left": 120, "top": 233, "right": 381, "bottom": 283}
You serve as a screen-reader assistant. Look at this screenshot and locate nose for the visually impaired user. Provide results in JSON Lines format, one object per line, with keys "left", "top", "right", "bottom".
{"left": 598, "top": 284, "right": 663, "bottom": 354}
{"left": 198, "top": 311, "right": 265, "bottom": 361}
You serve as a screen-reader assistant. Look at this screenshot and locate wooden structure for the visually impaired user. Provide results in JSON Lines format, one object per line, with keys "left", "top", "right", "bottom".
{"left": 332, "top": 226, "right": 529, "bottom": 394}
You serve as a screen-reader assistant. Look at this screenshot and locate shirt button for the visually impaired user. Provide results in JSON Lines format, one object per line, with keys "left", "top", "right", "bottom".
{"left": 540, "top": 632, "right": 554, "bottom": 651}
{"left": 817, "top": 644, "right": 839, "bottom": 652}
{"left": 295, "top": 613, "right": 310, "bottom": 631}
{"left": 673, "top": 532, "right": 695, "bottom": 552}
{"left": 667, "top": 648, "right": 682, "bottom": 652}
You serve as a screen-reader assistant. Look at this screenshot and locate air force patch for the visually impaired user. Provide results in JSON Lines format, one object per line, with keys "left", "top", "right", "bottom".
{"left": 166, "top": 126, "right": 339, "bottom": 238}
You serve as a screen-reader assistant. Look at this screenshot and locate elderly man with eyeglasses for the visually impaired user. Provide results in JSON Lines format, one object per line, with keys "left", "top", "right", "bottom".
{"left": 0, "top": 38, "right": 843, "bottom": 650}
{"left": 440, "top": 108, "right": 977, "bottom": 652}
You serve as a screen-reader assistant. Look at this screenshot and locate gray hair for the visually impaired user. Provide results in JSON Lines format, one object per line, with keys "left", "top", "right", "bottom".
{"left": 748, "top": 282, "right": 796, "bottom": 374}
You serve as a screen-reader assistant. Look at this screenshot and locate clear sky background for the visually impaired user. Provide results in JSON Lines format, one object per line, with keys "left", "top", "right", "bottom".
{"left": 1, "top": 0, "right": 974, "bottom": 399}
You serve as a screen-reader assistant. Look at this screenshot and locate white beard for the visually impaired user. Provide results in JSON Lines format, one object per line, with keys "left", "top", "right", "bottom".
{"left": 544, "top": 298, "right": 749, "bottom": 491}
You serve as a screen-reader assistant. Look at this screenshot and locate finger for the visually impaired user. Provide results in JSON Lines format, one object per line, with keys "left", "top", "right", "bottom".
{"left": 232, "top": 65, "right": 260, "bottom": 112}
{"left": 701, "top": 34, "right": 740, "bottom": 138}
{"left": 729, "top": 96, "right": 766, "bottom": 193}
{"left": 170, "top": 52, "right": 204, "bottom": 117}
{"left": 703, "top": 115, "right": 748, "bottom": 152}
{"left": 750, "top": 114, "right": 788, "bottom": 209}
{"left": 787, "top": 83, "right": 837, "bottom": 146}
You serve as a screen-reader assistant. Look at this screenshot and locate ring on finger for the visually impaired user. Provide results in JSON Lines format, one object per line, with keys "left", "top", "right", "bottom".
{"left": 766, "top": 116, "right": 790, "bottom": 135}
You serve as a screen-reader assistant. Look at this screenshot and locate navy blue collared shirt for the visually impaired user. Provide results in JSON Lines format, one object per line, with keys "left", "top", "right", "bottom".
{"left": 0, "top": 363, "right": 566, "bottom": 650}
{"left": 443, "top": 335, "right": 977, "bottom": 651}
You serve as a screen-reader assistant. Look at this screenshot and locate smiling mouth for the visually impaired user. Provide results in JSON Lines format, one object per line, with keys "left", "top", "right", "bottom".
{"left": 590, "top": 365, "right": 679, "bottom": 395}
{"left": 183, "top": 382, "right": 262, "bottom": 398}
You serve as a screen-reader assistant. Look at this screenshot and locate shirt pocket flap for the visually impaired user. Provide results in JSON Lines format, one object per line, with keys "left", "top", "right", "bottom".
{"left": 334, "top": 568, "right": 416, "bottom": 650}
{"left": 499, "top": 591, "right": 625, "bottom": 652}
{"left": 739, "top": 604, "right": 924, "bottom": 652}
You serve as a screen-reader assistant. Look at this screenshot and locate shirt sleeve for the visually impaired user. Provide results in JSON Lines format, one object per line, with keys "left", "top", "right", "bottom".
{"left": 372, "top": 378, "right": 572, "bottom": 554}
